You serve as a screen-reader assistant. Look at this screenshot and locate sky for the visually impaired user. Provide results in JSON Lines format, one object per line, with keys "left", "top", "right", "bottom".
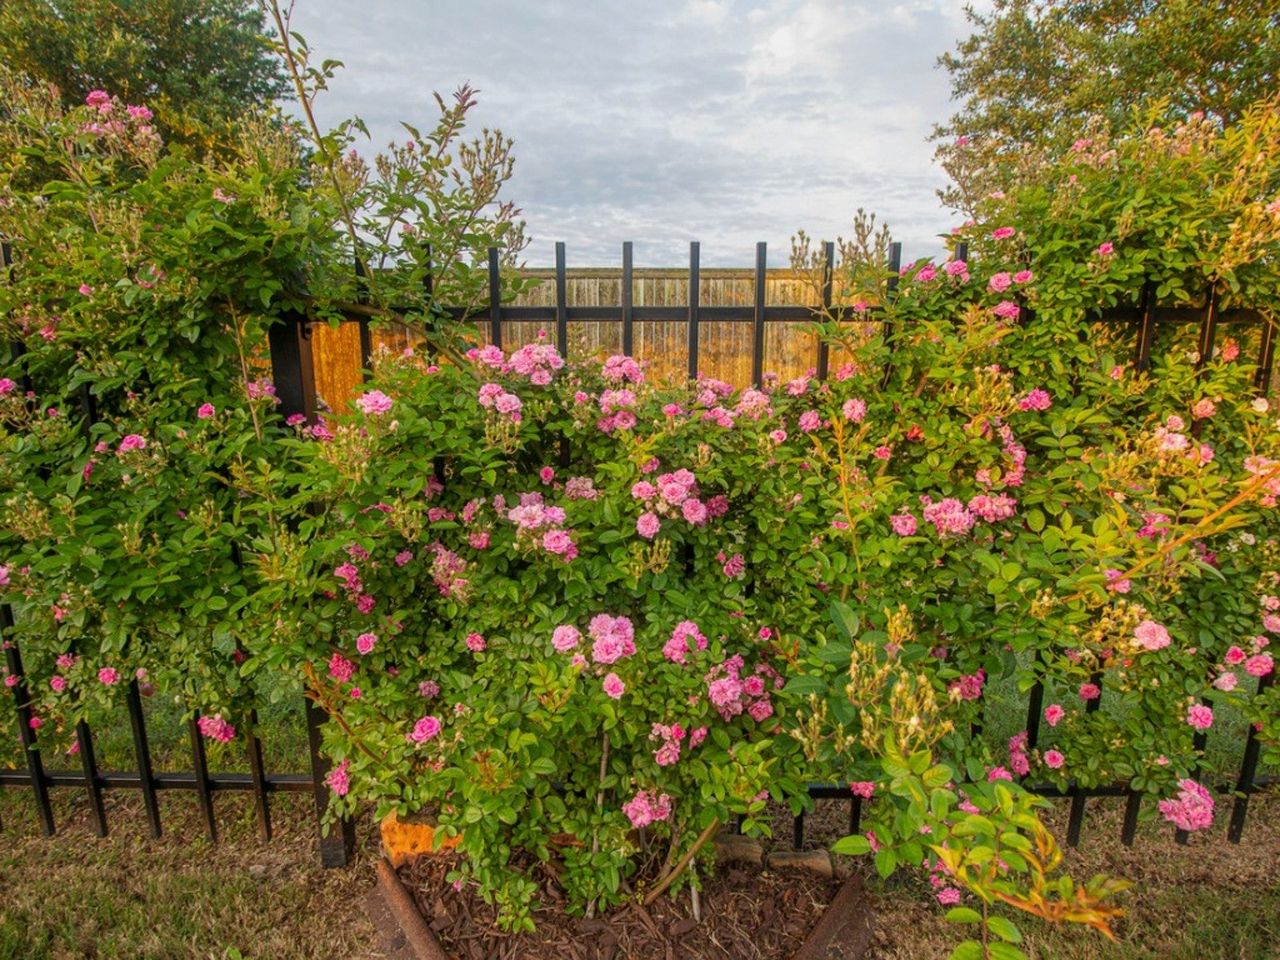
{"left": 288, "top": 0, "right": 989, "bottom": 267}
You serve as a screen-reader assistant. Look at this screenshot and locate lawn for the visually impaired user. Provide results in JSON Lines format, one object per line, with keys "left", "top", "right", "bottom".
{"left": 2, "top": 775, "right": 1276, "bottom": 959}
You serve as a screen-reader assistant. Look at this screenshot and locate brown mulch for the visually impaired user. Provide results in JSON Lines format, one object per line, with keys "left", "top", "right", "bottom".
{"left": 399, "top": 852, "right": 840, "bottom": 960}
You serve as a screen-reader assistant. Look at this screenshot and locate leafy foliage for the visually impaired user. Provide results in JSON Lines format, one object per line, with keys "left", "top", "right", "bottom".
{"left": 934, "top": 0, "right": 1280, "bottom": 209}
{"left": 0, "top": 0, "right": 289, "bottom": 148}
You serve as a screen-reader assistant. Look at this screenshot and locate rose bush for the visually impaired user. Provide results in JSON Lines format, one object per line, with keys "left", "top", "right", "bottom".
{"left": 2, "top": 28, "right": 1280, "bottom": 958}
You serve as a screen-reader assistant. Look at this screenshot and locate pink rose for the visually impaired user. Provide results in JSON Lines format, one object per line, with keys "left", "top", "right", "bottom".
{"left": 1134, "top": 620, "right": 1171, "bottom": 652}
{"left": 1044, "top": 704, "right": 1064, "bottom": 727}
{"left": 1186, "top": 704, "right": 1214, "bottom": 730}
{"left": 410, "top": 715, "right": 442, "bottom": 743}
{"left": 602, "top": 672, "right": 625, "bottom": 699}
{"left": 356, "top": 390, "right": 393, "bottom": 415}
{"left": 1245, "top": 653, "right": 1274, "bottom": 678}
{"left": 636, "top": 512, "right": 661, "bottom": 539}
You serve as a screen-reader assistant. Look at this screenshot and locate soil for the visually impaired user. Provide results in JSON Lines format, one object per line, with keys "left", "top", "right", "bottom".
{"left": 399, "top": 852, "right": 841, "bottom": 960}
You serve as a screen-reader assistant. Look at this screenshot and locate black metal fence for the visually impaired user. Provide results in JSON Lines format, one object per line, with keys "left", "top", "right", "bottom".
{"left": 2, "top": 239, "right": 1276, "bottom": 867}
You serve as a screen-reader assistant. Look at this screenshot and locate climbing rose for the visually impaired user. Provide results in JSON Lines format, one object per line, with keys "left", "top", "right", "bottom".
{"left": 328, "top": 653, "right": 356, "bottom": 683}
{"left": 552, "top": 625, "right": 581, "bottom": 652}
{"left": 992, "top": 301, "right": 1021, "bottom": 321}
{"left": 636, "top": 512, "right": 660, "bottom": 539}
{"left": 889, "top": 513, "right": 917, "bottom": 536}
{"left": 98, "top": 668, "right": 119, "bottom": 686}
{"left": 117, "top": 434, "right": 147, "bottom": 454}
{"left": 465, "top": 632, "right": 486, "bottom": 653}
{"left": 1044, "top": 704, "right": 1064, "bottom": 727}
{"left": 355, "top": 633, "right": 377, "bottom": 655}
{"left": 1134, "top": 620, "right": 1171, "bottom": 652}
{"left": 1186, "top": 704, "right": 1214, "bottom": 730}
{"left": 326, "top": 759, "right": 351, "bottom": 797}
{"left": 410, "top": 715, "right": 442, "bottom": 742}
{"left": 1078, "top": 683, "right": 1101, "bottom": 701}
{"left": 197, "top": 403, "right": 216, "bottom": 419}
{"left": 1245, "top": 653, "right": 1274, "bottom": 678}
{"left": 1043, "top": 749, "right": 1065, "bottom": 769}
{"left": 842, "top": 398, "right": 867, "bottom": 422}
{"left": 356, "top": 390, "right": 393, "bottom": 415}
{"left": 1158, "top": 779, "right": 1213, "bottom": 831}
{"left": 602, "top": 672, "right": 625, "bottom": 699}
{"left": 1019, "top": 389, "right": 1051, "bottom": 412}
{"left": 197, "top": 714, "right": 236, "bottom": 742}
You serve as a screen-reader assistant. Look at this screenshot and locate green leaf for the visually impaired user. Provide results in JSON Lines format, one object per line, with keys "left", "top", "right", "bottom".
{"left": 829, "top": 601, "right": 858, "bottom": 640}
{"left": 945, "top": 907, "right": 982, "bottom": 924}
{"left": 831, "top": 834, "right": 872, "bottom": 856}
{"left": 987, "top": 942, "right": 1028, "bottom": 960}
{"left": 986, "top": 915, "right": 1024, "bottom": 943}
{"left": 948, "top": 941, "right": 985, "bottom": 960}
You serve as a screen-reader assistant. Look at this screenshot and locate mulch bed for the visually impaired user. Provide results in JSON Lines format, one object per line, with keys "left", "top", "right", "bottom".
{"left": 399, "top": 852, "right": 840, "bottom": 960}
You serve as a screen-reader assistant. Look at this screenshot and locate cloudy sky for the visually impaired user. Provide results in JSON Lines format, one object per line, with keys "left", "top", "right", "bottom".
{"left": 289, "top": 0, "right": 987, "bottom": 267}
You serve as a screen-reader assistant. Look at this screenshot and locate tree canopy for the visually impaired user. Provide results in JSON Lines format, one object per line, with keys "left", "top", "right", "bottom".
{"left": 0, "top": 0, "right": 287, "bottom": 146}
{"left": 934, "top": 0, "right": 1280, "bottom": 210}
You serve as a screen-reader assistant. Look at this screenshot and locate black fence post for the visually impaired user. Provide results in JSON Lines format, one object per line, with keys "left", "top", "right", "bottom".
{"left": 487, "top": 247, "right": 502, "bottom": 349}
{"left": 880, "top": 242, "right": 903, "bottom": 389}
{"left": 126, "top": 679, "right": 162, "bottom": 838}
{"left": 1134, "top": 280, "right": 1157, "bottom": 373}
{"left": 687, "top": 242, "right": 701, "bottom": 381}
{"left": 1066, "top": 671, "right": 1104, "bottom": 847}
{"left": 554, "top": 242, "right": 568, "bottom": 360}
{"left": 306, "top": 698, "right": 356, "bottom": 867}
{"left": 354, "top": 258, "right": 373, "bottom": 375}
{"left": 751, "top": 242, "right": 767, "bottom": 388}
{"left": 75, "top": 721, "right": 108, "bottom": 837}
{"left": 816, "top": 241, "right": 835, "bottom": 380}
{"left": 1, "top": 606, "right": 55, "bottom": 837}
{"left": 268, "top": 309, "right": 355, "bottom": 868}
{"left": 1228, "top": 672, "right": 1273, "bottom": 842}
{"left": 621, "top": 241, "right": 634, "bottom": 357}
{"left": 1255, "top": 315, "right": 1276, "bottom": 396}
{"left": 245, "top": 708, "right": 274, "bottom": 842}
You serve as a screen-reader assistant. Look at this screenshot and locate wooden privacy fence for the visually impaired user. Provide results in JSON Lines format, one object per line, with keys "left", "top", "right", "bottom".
{"left": 2, "top": 238, "right": 1277, "bottom": 867}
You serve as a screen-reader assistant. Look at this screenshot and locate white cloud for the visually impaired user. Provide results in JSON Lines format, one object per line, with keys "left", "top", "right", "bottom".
{"left": 286, "top": 0, "right": 979, "bottom": 266}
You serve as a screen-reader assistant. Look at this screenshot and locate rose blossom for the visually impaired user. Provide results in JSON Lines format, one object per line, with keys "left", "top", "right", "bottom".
{"left": 552, "top": 625, "right": 581, "bottom": 652}
{"left": 602, "top": 672, "right": 625, "bottom": 699}
{"left": 1186, "top": 704, "right": 1214, "bottom": 730}
{"left": 1245, "top": 653, "right": 1274, "bottom": 677}
{"left": 356, "top": 390, "right": 393, "bottom": 415}
{"left": 410, "top": 715, "right": 442, "bottom": 742}
{"left": 1134, "top": 620, "right": 1171, "bottom": 652}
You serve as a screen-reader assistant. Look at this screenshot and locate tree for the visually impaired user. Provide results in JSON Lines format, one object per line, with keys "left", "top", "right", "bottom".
{"left": 0, "top": 0, "right": 287, "bottom": 146}
{"left": 933, "top": 0, "right": 1280, "bottom": 211}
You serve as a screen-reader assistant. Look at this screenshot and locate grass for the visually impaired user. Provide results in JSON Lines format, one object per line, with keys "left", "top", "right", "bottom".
{"left": 2, "top": 776, "right": 1276, "bottom": 960}
{"left": 0, "top": 788, "right": 380, "bottom": 960}
{"left": 861, "top": 797, "right": 1280, "bottom": 960}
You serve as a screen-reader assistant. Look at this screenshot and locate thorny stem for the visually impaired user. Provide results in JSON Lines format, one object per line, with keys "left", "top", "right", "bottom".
{"left": 585, "top": 731, "right": 611, "bottom": 918}
{"left": 263, "top": 1, "right": 370, "bottom": 294}
{"left": 1061, "top": 460, "right": 1280, "bottom": 605}
{"left": 302, "top": 662, "right": 411, "bottom": 788}
{"left": 643, "top": 817, "right": 720, "bottom": 907}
